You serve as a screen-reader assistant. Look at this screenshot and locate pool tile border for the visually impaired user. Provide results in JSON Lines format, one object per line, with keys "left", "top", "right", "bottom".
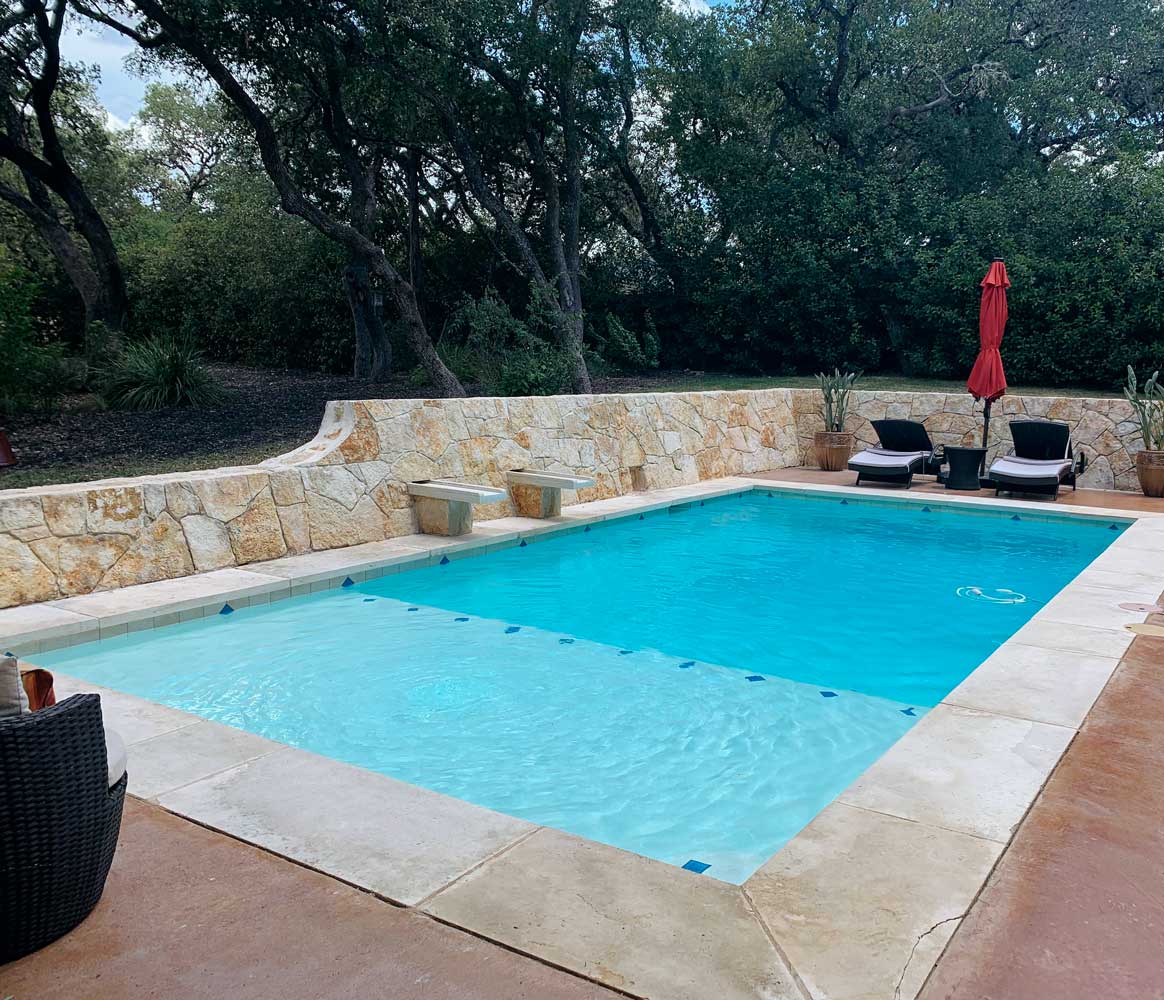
{"left": 8, "top": 475, "right": 1164, "bottom": 1000}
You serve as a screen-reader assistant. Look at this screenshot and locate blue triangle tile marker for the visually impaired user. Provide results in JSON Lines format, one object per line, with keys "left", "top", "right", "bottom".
{"left": 679, "top": 661, "right": 695, "bottom": 669}
{"left": 1110, "top": 523, "right": 1121, "bottom": 531}
{"left": 341, "top": 577, "right": 355, "bottom": 587}
{"left": 584, "top": 525, "right": 591, "bottom": 532}
{"left": 439, "top": 555, "right": 450, "bottom": 565}
{"left": 699, "top": 500, "right": 705, "bottom": 506}
{"left": 519, "top": 539, "right": 528, "bottom": 547}
{"left": 840, "top": 499, "right": 848, "bottom": 505}
{"left": 505, "top": 626, "right": 521, "bottom": 634}
{"left": 820, "top": 690, "right": 838, "bottom": 698}
{"left": 682, "top": 860, "right": 710, "bottom": 874}
{"left": 638, "top": 514, "right": 645, "bottom": 521}
{"left": 363, "top": 598, "right": 375, "bottom": 603}
{"left": 219, "top": 603, "right": 234, "bottom": 616}
{"left": 901, "top": 707, "right": 917, "bottom": 716}
{"left": 767, "top": 492, "right": 773, "bottom": 498}
{"left": 921, "top": 506, "right": 931, "bottom": 513}
{"left": 746, "top": 674, "right": 765, "bottom": 682}
{"left": 407, "top": 607, "right": 419, "bottom": 612}
{"left": 559, "top": 638, "right": 574, "bottom": 644}
{"left": 1012, "top": 514, "right": 1021, "bottom": 521}
{"left": 619, "top": 649, "right": 634, "bottom": 655}
{"left": 455, "top": 617, "right": 469, "bottom": 622}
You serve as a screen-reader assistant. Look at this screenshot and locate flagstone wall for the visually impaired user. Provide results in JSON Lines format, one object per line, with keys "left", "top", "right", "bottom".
{"left": 0, "top": 390, "right": 801, "bottom": 609}
{"left": 0, "top": 388, "right": 1145, "bottom": 610}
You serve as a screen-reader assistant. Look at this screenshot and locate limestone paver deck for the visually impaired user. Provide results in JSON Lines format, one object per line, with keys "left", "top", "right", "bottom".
{"left": 6, "top": 475, "right": 1164, "bottom": 999}
{"left": 423, "top": 827, "right": 802, "bottom": 1000}
{"left": 0, "top": 798, "right": 620, "bottom": 1000}
{"left": 919, "top": 618, "right": 1164, "bottom": 1000}
{"left": 157, "top": 745, "right": 536, "bottom": 906}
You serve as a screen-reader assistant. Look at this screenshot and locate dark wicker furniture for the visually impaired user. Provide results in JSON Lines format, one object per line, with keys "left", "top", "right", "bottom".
{"left": 989, "top": 420, "right": 1083, "bottom": 499}
{"left": 848, "top": 419, "right": 943, "bottom": 488}
{"left": 1, "top": 694, "right": 126, "bottom": 963}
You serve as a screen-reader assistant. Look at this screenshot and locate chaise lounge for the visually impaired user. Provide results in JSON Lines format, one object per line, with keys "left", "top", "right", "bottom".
{"left": 989, "top": 420, "right": 1081, "bottom": 498}
{"left": 848, "top": 419, "right": 940, "bottom": 488}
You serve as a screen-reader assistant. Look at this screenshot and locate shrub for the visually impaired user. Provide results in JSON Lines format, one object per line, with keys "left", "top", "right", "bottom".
{"left": 601, "top": 314, "right": 660, "bottom": 372}
{"left": 497, "top": 344, "right": 573, "bottom": 396}
{"left": 102, "top": 337, "right": 224, "bottom": 410}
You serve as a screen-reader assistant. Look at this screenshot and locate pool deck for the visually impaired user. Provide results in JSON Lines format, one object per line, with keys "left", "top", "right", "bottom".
{"left": 4, "top": 473, "right": 1164, "bottom": 999}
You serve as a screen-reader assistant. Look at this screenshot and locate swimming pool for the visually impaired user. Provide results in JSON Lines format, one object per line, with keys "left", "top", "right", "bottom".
{"left": 36, "top": 489, "right": 1121, "bottom": 882}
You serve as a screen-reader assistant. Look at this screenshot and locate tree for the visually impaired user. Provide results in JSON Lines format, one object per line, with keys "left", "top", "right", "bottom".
{"left": 79, "top": 0, "right": 464, "bottom": 392}
{"left": 1, "top": 0, "right": 130, "bottom": 356}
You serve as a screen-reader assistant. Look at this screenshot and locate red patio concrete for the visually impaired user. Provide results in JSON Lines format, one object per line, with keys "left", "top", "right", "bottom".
{"left": 0, "top": 797, "right": 621, "bottom": 1000}
{"left": 920, "top": 624, "right": 1164, "bottom": 1000}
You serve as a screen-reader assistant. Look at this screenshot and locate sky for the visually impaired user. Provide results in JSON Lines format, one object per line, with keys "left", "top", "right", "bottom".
{"left": 60, "top": 21, "right": 175, "bottom": 128}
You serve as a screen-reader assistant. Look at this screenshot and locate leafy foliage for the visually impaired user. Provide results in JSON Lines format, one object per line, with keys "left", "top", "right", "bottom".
{"left": 101, "top": 337, "right": 224, "bottom": 411}
{"left": 0, "top": 257, "right": 66, "bottom": 415}
{"left": 816, "top": 369, "right": 860, "bottom": 433}
{"left": 1125, "top": 368, "right": 1164, "bottom": 452}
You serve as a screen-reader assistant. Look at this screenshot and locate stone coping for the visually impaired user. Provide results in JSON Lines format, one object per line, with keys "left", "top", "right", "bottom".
{"left": 7, "top": 477, "right": 1164, "bottom": 1000}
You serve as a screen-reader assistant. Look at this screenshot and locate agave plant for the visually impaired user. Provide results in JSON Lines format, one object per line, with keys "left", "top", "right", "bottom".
{"left": 816, "top": 368, "right": 860, "bottom": 433}
{"left": 1124, "top": 366, "right": 1164, "bottom": 452}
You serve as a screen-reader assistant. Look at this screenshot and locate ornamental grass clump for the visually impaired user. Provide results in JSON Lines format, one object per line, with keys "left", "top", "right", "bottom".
{"left": 102, "top": 337, "right": 224, "bottom": 411}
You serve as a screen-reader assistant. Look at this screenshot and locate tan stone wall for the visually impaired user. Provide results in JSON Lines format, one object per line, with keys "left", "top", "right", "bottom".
{"left": 0, "top": 390, "right": 801, "bottom": 609}
{"left": 791, "top": 390, "right": 1143, "bottom": 491}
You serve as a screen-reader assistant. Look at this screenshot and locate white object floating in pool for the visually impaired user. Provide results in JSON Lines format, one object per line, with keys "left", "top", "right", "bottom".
{"left": 956, "top": 586, "right": 1027, "bottom": 605}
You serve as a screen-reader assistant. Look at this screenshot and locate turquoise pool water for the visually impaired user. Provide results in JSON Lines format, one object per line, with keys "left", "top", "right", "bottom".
{"left": 36, "top": 489, "right": 1120, "bottom": 882}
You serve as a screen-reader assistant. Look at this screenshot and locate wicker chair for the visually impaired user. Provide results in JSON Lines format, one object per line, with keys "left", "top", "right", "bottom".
{"left": 0, "top": 694, "right": 127, "bottom": 963}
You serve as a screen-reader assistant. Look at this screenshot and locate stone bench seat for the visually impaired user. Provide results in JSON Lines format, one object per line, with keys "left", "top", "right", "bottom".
{"left": 407, "top": 480, "right": 508, "bottom": 537}
{"left": 506, "top": 469, "right": 596, "bottom": 518}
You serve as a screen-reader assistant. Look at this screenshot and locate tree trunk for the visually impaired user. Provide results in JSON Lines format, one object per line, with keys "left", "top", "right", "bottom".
{"left": 406, "top": 148, "right": 426, "bottom": 323}
{"left": 344, "top": 258, "right": 391, "bottom": 380}
{"left": 375, "top": 263, "right": 464, "bottom": 397}
{"left": 557, "top": 308, "right": 592, "bottom": 393}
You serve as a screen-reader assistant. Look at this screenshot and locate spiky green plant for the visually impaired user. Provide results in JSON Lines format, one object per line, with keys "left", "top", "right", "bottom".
{"left": 102, "top": 337, "right": 224, "bottom": 411}
{"left": 816, "top": 368, "right": 860, "bottom": 432}
{"left": 1125, "top": 366, "right": 1164, "bottom": 451}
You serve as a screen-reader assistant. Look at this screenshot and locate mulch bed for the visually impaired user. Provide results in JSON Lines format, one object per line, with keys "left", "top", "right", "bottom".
{"left": 0, "top": 364, "right": 674, "bottom": 489}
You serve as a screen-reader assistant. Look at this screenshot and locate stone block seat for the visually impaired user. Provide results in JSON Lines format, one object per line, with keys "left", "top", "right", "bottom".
{"left": 506, "top": 470, "right": 596, "bottom": 518}
{"left": 406, "top": 480, "right": 507, "bottom": 537}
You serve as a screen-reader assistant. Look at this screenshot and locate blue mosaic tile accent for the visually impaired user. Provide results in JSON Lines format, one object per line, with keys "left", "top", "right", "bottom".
{"left": 745, "top": 674, "right": 764, "bottom": 682}
{"left": 439, "top": 556, "right": 450, "bottom": 565}
{"left": 638, "top": 514, "right": 645, "bottom": 521}
{"left": 840, "top": 499, "right": 848, "bottom": 505}
{"left": 219, "top": 603, "right": 234, "bottom": 616}
{"left": 921, "top": 506, "right": 931, "bottom": 513}
{"left": 1012, "top": 514, "right": 1021, "bottom": 521}
{"left": 341, "top": 577, "right": 355, "bottom": 587}
{"left": 520, "top": 539, "right": 528, "bottom": 548}
{"left": 584, "top": 525, "right": 592, "bottom": 533}
{"left": 407, "top": 607, "right": 419, "bottom": 612}
{"left": 505, "top": 626, "right": 521, "bottom": 634}
{"left": 559, "top": 638, "right": 575, "bottom": 644}
{"left": 699, "top": 500, "right": 705, "bottom": 507}
{"left": 901, "top": 707, "right": 917, "bottom": 716}
{"left": 679, "top": 661, "right": 695, "bottom": 669}
{"left": 363, "top": 598, "right": 375, "bottom": 603}
{"left": 682, "top": 860, "right": 710, "bottom": 874}
{"left": 1110, "top": 523, "right": 1121, "bottom": 531}
{"left": 455, "top": 617, "right": 469, "bottom": 622}
{"left": 820, "top": 690, "right": 838, "bottom": 698}
{"left": 619, "top": 649, "right": 633, "bottom": 655}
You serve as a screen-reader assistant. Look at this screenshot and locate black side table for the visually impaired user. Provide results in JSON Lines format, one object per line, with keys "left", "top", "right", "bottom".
{"left": 943, "top": 446, "right": 987, "bottom": 490}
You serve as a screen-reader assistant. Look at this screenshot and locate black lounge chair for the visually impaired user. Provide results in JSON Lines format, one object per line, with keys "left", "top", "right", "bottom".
{"left": 989, "top": 420, "right": 1082, "bottom": 499}
{"left": 848, "top": 419, "right": 940, "bottom": 488}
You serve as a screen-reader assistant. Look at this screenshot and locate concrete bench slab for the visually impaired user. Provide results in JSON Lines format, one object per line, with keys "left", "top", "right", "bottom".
{"left": 407, "top": 480, "right": 508, "bottom": 537}
{"left": 506, "top": 469, "right": 596, "bottom": 518}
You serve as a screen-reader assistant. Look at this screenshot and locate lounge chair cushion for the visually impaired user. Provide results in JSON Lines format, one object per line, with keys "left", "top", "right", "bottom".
{"left": 104, "top": 726, "right": 127, "bottom": 788}
{"left": 989, "top": 456, "right": 1072, "bottom": 484}
{"left": 849, "top": 448, "right": 930, "bottom": 471}
{"left": 0, "top": 655, "right": 30, "bottom": 718}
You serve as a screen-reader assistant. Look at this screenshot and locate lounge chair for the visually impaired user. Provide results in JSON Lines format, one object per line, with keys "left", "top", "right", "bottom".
{"left": 989, "top": 420, "right": 1081, "bottom": 498}
{"left": 848, "top": 419, "right": 939, "bottom": 487}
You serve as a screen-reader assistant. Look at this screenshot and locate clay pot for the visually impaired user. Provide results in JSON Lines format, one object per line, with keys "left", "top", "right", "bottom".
{"left": 1136, "top": 450, "right": 1164, "bottom": 498}
{"left": 814, "top": 430, "right": 854, "bottom": 472}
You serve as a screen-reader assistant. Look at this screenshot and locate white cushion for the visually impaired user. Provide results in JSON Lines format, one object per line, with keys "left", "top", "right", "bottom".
{"left": 990, "top": 456, "right": 1072, "bottom": 481}
{"left": 849, "top": 448, "right": 930, "bottom": 470}
{"left": 104, "top": 726, "right": 127, "bottom": 788}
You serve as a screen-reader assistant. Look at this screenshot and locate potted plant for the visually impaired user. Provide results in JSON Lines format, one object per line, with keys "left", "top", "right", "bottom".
{"left": 1125, "top": 366, "right": 1164, "bottom": 497}
{"left": 813, "top": 368, "right": 860, "bottom": 471}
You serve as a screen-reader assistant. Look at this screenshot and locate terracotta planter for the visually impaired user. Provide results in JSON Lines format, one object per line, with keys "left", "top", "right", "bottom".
{"left": 1136, "top": 450, "right": 1164, "bottom": 498}
{"left": 814, "top": 431, "right": 854, "bottom": 472}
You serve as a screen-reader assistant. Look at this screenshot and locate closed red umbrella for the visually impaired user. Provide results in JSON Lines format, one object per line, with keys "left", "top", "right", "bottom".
{"left": 967, "top": 259, "right": 1009, "bottom": 470}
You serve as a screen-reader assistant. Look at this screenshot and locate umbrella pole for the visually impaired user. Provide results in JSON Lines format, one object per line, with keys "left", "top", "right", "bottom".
{"left": 980, "top": 399, "right": 992, "bottom": 477}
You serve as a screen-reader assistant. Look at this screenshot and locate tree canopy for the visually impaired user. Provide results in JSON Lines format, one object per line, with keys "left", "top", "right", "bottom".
{"left": 3, "top": 0, "right": 1163, "bottom": 398}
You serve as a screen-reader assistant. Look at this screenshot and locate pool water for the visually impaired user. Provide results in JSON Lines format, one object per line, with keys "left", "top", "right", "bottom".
{"left": 37, "top": 490, "right": 1120, "bottom": 882}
